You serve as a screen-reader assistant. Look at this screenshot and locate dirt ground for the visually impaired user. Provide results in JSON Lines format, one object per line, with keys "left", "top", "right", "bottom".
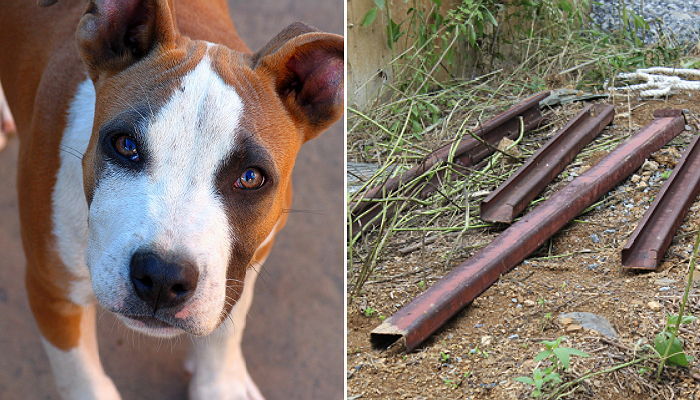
{"left": 348, "top": 92, "right": 700, "bottom": 399}
{"left": 0, "top": 1, "right": 343, "bottom": 399}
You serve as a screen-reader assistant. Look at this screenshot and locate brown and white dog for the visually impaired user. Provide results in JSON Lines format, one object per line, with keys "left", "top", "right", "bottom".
{"left": 0, "top": 0, "right": 343, "bottom": 398}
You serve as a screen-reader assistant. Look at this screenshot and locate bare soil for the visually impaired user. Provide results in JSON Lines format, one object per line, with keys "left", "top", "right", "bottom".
{"left": 348, "top": 92, "right": 700, "bottom": 400}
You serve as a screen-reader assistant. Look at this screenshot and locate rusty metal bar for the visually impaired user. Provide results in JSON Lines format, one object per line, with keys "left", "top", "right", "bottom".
{"left": 371, "top": 109, "right": 685, "bottom": 352}
{"left": 621, "top": 134, "right": 700, "bottom": 270}
{"left": 481, "top": 104, "right": 615, "bottom": 223}
{"left": 351, "top": 91, "right": 550, "bottom": 235}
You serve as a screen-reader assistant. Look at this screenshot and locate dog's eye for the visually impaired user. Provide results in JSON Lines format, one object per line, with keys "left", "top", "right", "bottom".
{"left": 234, "top": 167, "right": 265, "bottom": 190}
{"left": 112, "top": 135, "right": 140, "bottom": 162}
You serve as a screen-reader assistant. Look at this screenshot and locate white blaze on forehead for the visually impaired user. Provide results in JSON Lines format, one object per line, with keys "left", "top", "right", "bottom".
{"left": 87, "top": 55, "right": 244, "bottom": 333}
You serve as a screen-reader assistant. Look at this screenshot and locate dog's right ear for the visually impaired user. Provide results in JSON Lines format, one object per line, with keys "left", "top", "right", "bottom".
{"left": 75, "top": 0, "right": 179, "bottom": 80}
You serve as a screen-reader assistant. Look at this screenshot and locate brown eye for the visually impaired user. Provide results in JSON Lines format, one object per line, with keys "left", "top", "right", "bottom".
{"left": 234, "top": 167, "right": 265, "bottom": 190}
{"left": 112, "top": 135, "right": 140, "bottom": 162}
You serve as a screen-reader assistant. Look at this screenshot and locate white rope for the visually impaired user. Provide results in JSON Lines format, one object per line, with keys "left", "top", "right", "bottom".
{"left": 608, "top": 67, "right": 700, "bottom": 97}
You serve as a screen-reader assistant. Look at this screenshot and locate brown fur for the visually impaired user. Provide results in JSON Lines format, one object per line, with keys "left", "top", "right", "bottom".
{"left": 0, "top": 0, "right": 342, "bottom": 350}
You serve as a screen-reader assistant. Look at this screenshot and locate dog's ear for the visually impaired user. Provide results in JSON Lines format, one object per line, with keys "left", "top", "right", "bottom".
{"left": 76, "top": 0, "right": 178, "bottom": 80}
{"left": 253, "top": 22, "right": 344, "bottom": 142}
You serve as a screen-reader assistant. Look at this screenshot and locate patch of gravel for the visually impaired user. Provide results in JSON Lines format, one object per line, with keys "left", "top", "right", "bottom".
{"left": 590, "top": 0, "right": 700, "bottom": 45}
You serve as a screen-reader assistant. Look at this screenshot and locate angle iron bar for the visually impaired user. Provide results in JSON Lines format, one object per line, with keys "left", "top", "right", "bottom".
{"left": 481, "top": 103, "right": 615, "bottom": 223}
{"left": 351, "top": 91, "right": 550, "bottom": 234}
{"left": 621, "top": 134, "right": 700, "bottom": 270}
{"left": 371, "top": 109, "right": 686, "bottom": 352}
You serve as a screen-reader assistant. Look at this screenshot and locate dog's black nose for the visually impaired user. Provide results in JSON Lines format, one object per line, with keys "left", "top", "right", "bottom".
{"left": 129, "top": 251, "right": 198, "bottom": 311}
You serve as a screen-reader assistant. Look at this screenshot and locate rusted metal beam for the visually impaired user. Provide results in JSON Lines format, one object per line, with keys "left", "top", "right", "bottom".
{"left": 351, "top": 91, "right": 550, "bottom": 235}
{"left": 371, "top": 109, "right": 685, "bottom": 352}
{"left": 622, "top": 134, "right": 700, "bottom": 270}
{"left": 481, "top": 103, "right": 615, "bottom": 223}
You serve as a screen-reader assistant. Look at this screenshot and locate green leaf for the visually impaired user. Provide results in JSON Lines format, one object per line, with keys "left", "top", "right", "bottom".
{"left": 373, "top": 0, "right": 385, "bottom": 9}
{"left": 632, "top": 14, "right": 649, "bottom": 30}
{"left": 361, "top": 7, "right": 378, "bottom": 27}
{"left": 484, "top": 9, "right": 498, "bottom": 27}
{"left": 667, "top": 314, "right": 697, "bottom": 327}
{"left": 557, "top": 0, "right": 573, "bottom": 13}
{"left": 543, "top": 371, "right": 562, "bottom": 385}
{"left": 553, "top": 348, "right": 571, "bottom": 369}
{"left": 467, "top": 24, "right": 477, "bottom": 46}
{"left": 563, "top": 348, "right": 590, "bottom": 358}
{"left": 553, "top": 347, "right": 589, "bottom": 369}
{"left": 514, "top": 376, "right": 536, "bottom": 386}
{"left": 655, "top": 332, "right": 691, "bottom": 367}
{"left": 534, "top": 350, "right": 552, "bottom": 362}
{"left": 385, "top": 18, "right": 402, "bottom": 49}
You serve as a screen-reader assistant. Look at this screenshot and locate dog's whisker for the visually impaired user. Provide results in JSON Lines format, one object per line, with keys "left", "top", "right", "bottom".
{"left": 59, "top": 146, "right": 83, "bottom": 161}
{"left": 282, "top": 208, "right": 324, "bottom": 215}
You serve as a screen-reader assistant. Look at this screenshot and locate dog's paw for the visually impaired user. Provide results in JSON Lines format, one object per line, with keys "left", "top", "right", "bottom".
{"left": 189, "top": 371, "right": 264, "bottom": 400}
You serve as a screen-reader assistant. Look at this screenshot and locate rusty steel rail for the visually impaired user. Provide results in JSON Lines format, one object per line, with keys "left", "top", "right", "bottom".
{"left": 371, "top": 109, "right": 686, "bottom": 352}
{"left": 351, "top": 91, "right": 550, "bottom": 235}
{"left": 622, "top": 134, "right": 700, "bottom": 270}
{"left": 481, "top": 103, "right": 615, "bottom": 223}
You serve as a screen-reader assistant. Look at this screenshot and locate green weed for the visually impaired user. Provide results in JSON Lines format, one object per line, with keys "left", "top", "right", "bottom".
{"left": 514, "top": 336, "right": 589, "bottom": 398}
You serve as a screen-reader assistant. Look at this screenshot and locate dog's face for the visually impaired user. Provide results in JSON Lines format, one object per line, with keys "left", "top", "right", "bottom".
{"left": 75, "top": 0, "right": 342, "bottom": 337}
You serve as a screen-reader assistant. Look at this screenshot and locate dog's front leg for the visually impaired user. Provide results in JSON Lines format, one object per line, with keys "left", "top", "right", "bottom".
{"left": 28, "top": 273, "right": 120, "bottom": 400}
{"left": 188, "top": 266, "right": 264, "bottom": 400}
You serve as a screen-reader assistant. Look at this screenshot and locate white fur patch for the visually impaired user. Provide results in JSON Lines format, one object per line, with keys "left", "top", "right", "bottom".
{"left": 52, "top": 79, "right": 95, "bottom": 305}
{"left": 189, "top": 265, "right": 264, "bottom": 400}
{"left": 41, "top": 305, "right": 121, "bottom": 400}
{"left": 87, "top": 55, "right": 244, "bottom": 335}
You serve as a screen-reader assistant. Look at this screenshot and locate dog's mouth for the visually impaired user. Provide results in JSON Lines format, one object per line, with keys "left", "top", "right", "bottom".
{"left": 124, "top": 315, "right": 172, "bottom": 328}
{"left": 119, "top": 314, "right": 183, "bottom": 337}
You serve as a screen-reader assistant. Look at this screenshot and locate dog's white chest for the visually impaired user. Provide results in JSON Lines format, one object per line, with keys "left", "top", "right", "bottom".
{"left": 51, "top": 79, "right": 95, "bottom": 304}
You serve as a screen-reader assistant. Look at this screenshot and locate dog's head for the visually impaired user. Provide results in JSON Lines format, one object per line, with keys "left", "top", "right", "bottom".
{"left": 67, "top": 0, "right": 342, "bottom": 336}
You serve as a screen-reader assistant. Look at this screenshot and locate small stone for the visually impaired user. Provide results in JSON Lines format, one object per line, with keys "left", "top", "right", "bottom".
{"left": 659, "top": 286, "right": 671, "bottom": 292}
{"left": 559, "top": 312, "right": 618, "bottom": 338}
{"left": 508, "top": 334, "right": 519, "bottom": 340}
{"left": 648, "top": 301, "right": 662, "bottom": 311}
{"left": 524, "top": 299, "right": 536, "bottom": 307}
{"left": 560, "top": 317, "right": 575, "bottom": 325}
{"left": 497, "top": 137, "right": 521, "bottom": 157}
{"left": 511, "top": 298, "right": 518, "bottom": 303}
{"left": 643, "top": 160, "right": 659, "bottom": 171}
{"left": 639, "top": 181, "right": 648, "bottom": 188}
{"left": 481, "top": 335, "right": 493, "bottom": 346}
{"left": 654, "top": 278, "right": 675, "bottom": 286}
{"left": 631, "top": 174, "right": 641, "bottom": 183}
{"left": 566, "top": 324, "right": 583, "bottom": 332}
{"left": 590, "top": 233, "right": 601, "bottom": 243}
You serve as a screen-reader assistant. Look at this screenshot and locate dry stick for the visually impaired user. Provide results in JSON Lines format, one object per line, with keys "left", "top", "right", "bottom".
{"left": 550, "top": 356, "right": 652, "bottom": 400}
{"left": 398, "top": 235, "right": 438, "bottom": 255}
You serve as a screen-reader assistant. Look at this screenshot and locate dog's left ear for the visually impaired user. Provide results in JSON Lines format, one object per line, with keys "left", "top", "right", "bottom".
{"left": 253, "top": 22, "right": 344, "bottom": 142}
